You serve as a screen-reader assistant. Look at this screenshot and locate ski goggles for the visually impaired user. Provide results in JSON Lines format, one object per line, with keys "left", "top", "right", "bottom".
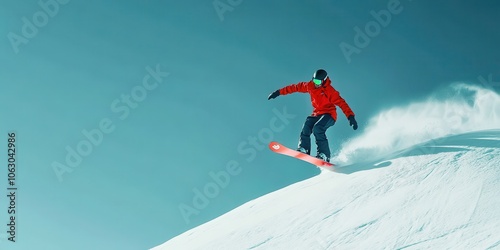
{"left": 313, "top": 78, "right": 323, "bottom": 85}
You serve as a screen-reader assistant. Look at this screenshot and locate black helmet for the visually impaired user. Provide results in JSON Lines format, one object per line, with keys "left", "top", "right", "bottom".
{"left": 312, "top": 69, "right": 328, "bottom": 85}
{"left": 313, "top": 69, "right": 328, "bottom": 80}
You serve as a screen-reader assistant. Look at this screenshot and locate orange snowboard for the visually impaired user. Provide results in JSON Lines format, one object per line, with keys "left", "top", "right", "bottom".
{"left": 269, "top": 141, "right": 334, "bottom": 169}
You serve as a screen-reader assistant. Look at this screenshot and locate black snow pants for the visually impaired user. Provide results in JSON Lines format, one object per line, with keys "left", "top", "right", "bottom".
{"left": 298, "top": 114, "right": 335, "bottom": 157}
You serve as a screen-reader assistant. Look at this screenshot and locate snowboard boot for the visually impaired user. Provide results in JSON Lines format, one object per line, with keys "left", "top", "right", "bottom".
{"left": 297, "top": 147, "right": 309, "bottom": 155}
{"left": 316, "top": 153, "right": 330, "bottom": 162}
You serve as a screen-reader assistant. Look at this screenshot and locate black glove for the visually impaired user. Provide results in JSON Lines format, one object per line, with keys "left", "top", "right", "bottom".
{"left": 267, "top": 90, "right": 280, "bottom": 100}
{"left": 348, "top": 115, "right": 358, "bottom": 130}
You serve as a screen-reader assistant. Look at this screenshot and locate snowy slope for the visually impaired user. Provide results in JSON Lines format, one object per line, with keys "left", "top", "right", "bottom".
{"left": 153, "top": 84, "right": 500, "bottom": 250}
{"left": 154, "top": 130, "right": 500, "bottom": 250}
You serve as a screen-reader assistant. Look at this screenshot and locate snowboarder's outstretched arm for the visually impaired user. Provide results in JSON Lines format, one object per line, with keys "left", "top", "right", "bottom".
{"left": 268, "top": 82, "right": 309, "bottom": 100}
{"left": 329, "top": 88, "right": 354, "bottom": 117}
{"left": 330, "top": 88, "right": 358, "bottom": 130}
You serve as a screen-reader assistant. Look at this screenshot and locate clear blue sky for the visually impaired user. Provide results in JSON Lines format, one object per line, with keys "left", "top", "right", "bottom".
{"left": 0, "top": 0, "right": 499, "bottom": 249}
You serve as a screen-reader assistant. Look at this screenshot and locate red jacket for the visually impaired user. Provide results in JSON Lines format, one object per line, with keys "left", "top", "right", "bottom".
{"left": 279, "top": 77, "right": 355, "bottom": 121}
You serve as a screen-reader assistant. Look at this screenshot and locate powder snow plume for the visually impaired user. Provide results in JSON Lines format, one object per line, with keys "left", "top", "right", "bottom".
{"left": 333, "top": 83, "right": 500, "bottom": 164}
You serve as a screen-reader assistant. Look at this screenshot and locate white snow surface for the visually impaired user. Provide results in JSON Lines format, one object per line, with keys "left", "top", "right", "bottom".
{"left": 154, "top": 85, "right": 500, "bottom": 250}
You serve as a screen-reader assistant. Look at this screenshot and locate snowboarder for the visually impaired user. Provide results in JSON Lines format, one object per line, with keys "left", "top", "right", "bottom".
{"left": 267, "top": 69, "right": 358, "bottom": 162}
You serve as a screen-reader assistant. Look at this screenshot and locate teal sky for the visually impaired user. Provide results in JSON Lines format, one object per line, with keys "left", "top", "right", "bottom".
{"left": 0, "top": 0, "right": 499, "bottom": 249}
